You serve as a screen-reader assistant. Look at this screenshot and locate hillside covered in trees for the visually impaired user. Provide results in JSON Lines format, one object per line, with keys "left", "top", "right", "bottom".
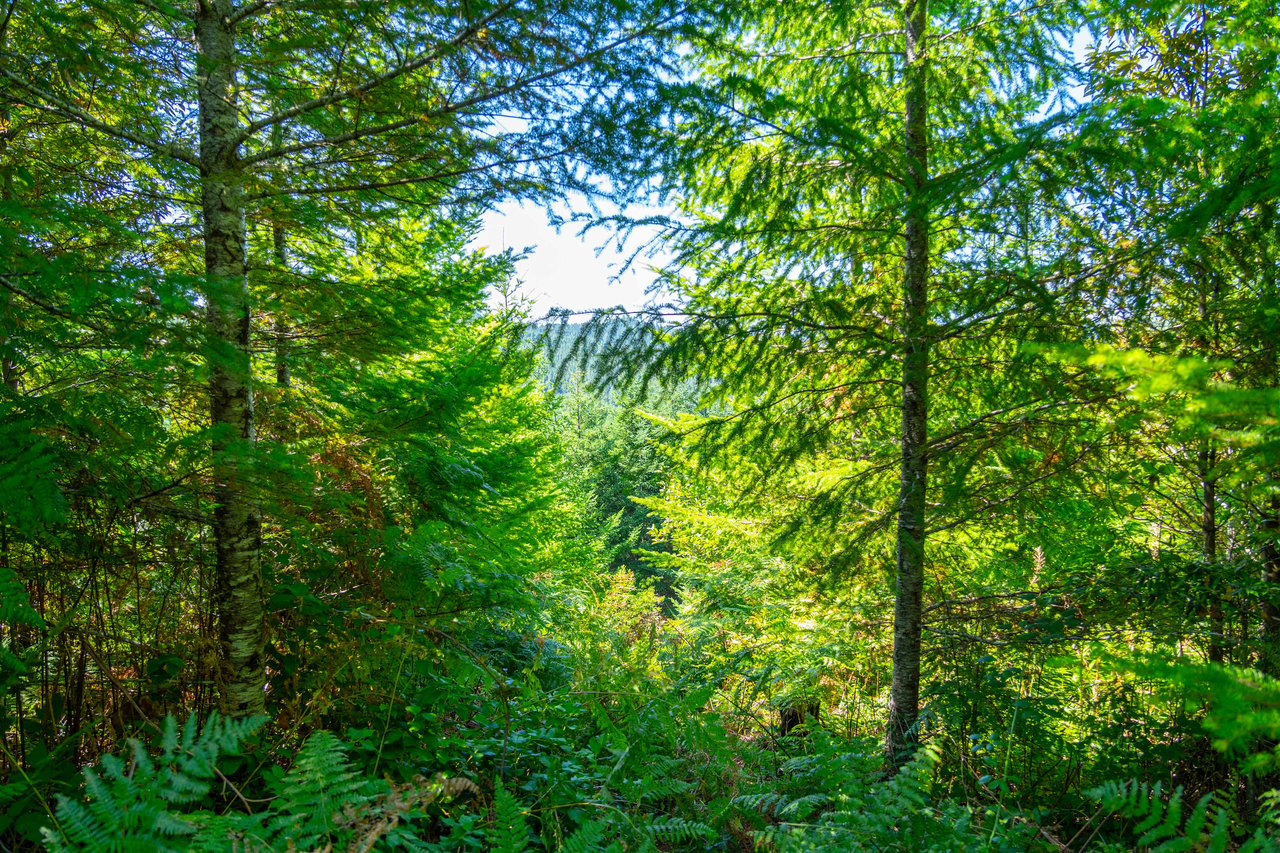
{"left": 3, "top": 0, "right": 1280, "bottom": 850}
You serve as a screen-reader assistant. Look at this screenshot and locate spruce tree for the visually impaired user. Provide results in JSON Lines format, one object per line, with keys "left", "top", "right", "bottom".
{"left": 640, "top": 0, "right": 1093, "bottom": 764}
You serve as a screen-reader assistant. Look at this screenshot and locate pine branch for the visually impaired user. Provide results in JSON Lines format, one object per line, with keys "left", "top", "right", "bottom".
{"left": 233, "top": 3, "right": 514, "bottom": 146}
{"left": 0, "top": 274, "right": 111, "bottom": 333}
{"left": 227, "top": 0, "right": 270, "bottom": 25}
{"left": 925, "top": 440, "right": 1100, "bottom": 536}
{"left": 247, "top": 147, "right": 568, "bottom": 200}
{"left": 127, "top": 0, "right": 194, "bottom": 21}
{"left": 0, "top": 68, "right": 198, "bottom": 166}
{"left": 241, "top": 116, "right": 422, "bottom": 166}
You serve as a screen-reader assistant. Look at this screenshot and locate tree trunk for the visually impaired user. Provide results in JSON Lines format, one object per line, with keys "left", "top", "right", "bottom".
{"left": 1262, "top": 490, "right": 1280, "bottom": 671}
{"left": 1261, "top": 259, "right": 1280, "bottom": 674}
{"left": 196, "top": 0, "right": 265, "bottom": 717}
{"left": 1201, "top": 445, "right": 1224, "bottom": 663}
{"left": 272, "top": 221, "right": 291, "bottom": 389}
{"left": 886, "top": 0, "right": 930, "bottom": 769}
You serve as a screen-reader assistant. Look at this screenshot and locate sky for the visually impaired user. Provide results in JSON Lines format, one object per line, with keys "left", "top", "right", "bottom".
{"left": 475, "top": 202, "right": 666, "bottom": 317}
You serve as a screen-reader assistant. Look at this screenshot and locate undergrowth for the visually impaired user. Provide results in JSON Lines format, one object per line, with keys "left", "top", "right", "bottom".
{"left": 23, "top": 625, "right": 1280, "bottom": 851}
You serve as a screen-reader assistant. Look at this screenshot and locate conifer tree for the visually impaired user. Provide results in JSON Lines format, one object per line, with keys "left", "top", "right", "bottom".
{"left": 641, "top": 0, "right": 1095, "bottom": 764}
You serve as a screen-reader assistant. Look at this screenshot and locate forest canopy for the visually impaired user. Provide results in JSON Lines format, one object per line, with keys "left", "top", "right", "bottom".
{"left": 3, "top": 0, "right": 1280, "bottom": 850}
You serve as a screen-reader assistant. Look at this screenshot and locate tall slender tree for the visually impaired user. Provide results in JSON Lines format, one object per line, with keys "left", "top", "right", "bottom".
{"left": 891, "top": 0, "right": 930, "bottom": 760}
{"left": 635, "top": 0, "right": 1095, "bottom": 764}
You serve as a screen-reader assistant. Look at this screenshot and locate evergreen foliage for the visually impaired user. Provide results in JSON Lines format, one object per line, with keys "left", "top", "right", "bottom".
{"left": 5, "top": 0, "right": 1280, "bottom": 850}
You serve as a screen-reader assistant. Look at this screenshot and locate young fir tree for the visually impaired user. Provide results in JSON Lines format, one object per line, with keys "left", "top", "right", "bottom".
{"left": 633, "top": 0, "right": 1101, "bottom": 764}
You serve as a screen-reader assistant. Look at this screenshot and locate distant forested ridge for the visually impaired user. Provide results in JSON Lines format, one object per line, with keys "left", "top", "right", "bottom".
{"left": 4, "top": 0, "right": 1280, "bottom": 851}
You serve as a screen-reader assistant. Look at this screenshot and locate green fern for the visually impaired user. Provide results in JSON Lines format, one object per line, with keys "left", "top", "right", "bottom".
{"left": 260, "top": 729, "right": 374, "bottom": 848}
{"left": 41, "top": 713, "right": 264, "bottom": 853}
{"left": 488, "top": 778, "right": 531, "bottom": 853}
{"left": 755, "top": 743, "right": 1043, "bottom": 852}
{"left": 42, "top": 715, "right": 484, "bottom": 853}
{"left": 0, "top": 565, "right": 43, "bottom": 631}
{"left": 1087, "top": 779, "right": 1275, "bottom": 853}
{"left": 642, "top": 814, "right": 715, "bottom": 845}
{"left": 619, "top": 755, "right": 695, "bottom": 804}
{"left": 734, "top": 789, "right": 833, "bottom": 821}
{"left": 330, "top": 773, "right": 480, "bottom": 853}
{"left": 558, "top": 819, "right": 625, "bottom": 853}
{"left": 733, "top": 790, "right": 791, "bottom": 816}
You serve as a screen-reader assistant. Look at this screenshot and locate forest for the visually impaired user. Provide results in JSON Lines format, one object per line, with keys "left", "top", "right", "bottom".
{"left": 2, "top": 0, "right": 1280, "bottom": 850}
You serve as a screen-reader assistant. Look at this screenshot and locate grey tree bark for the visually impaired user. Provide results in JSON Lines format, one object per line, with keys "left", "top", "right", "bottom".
{"left": 886, "top": 0, "right": 930, "bottom": 768}
{"left": 195, "top": 0, "right": 265, "bottom": 717}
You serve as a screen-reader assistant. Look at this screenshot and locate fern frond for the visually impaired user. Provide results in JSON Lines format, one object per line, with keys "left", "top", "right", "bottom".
{"left": 263, "top": 730, "right": 371, "bottom": 849}
{"left": 0, "top": 565, "right": 44, "bottom": 631}
{"left": 559, "top": 819, "right": 625, "bottom": 853}
{"left": 776, "top": 793, "right": 831, "bottom": 819}
{"left": 41, "top": 712, "right": 264, "bottom": 853}
{"left": 619, "top": 772, "right": 694, "bottom": 804}
{"left": 733, "top": 790, "right": 831, "bottom": 820}
{"left": 1085, "top": 779, "right": 1271, "bottom": 853}
{"left": 0, "top": 565, "right": 46, "bottom": 691}
{"left": 332, "top": 773, "right": 480, "bottom": 853}
{"left": 765, "top": 742, "right": 1015, "bottom": 852}
{"left": 488, "top": 778, "right": 531, "bottom": 853}
{"left": 642, "top": 814, "right": 715, "bottom": 844}
{"left": 732, "top": 791, "right": 791, "bottom": 815}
